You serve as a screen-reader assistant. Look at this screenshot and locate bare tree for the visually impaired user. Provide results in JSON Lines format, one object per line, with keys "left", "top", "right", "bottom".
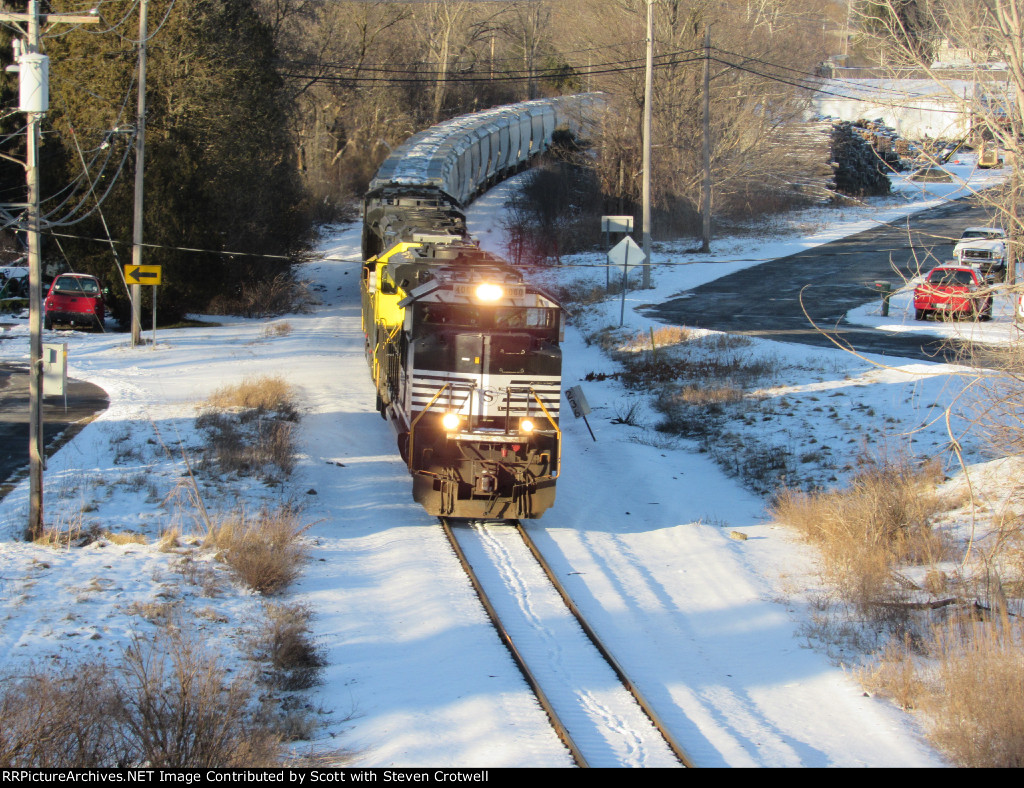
{"left": 853, "top": 0, "right": 1024, "bottom": 279}
{"left": 502, "top": 0, "right": 554, "bottom": 100}
{"left": 555, "top": 0, "right": 833, "bottom": 233}
{"left": 412, "top": 1, "right": 507, "bottom": 121}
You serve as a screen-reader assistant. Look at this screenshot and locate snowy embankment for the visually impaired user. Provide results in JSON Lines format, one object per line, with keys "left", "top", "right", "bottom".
{"left": 0, "top": 154, "right": 1007, "bottom": 766}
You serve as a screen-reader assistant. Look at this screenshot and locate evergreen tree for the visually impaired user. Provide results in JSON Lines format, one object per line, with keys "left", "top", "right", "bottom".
{"left": 36, "top": 0, "right": 308, "bottom": 322}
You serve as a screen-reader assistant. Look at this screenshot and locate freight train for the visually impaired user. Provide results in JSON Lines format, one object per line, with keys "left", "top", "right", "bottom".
{"left": 360, "top": 96, "right": 599, "bottom": 518}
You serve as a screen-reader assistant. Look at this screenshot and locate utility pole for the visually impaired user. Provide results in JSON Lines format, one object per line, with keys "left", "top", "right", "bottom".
{"left": 641, "top": 0, "right": 653, "bottom": 289}
{"left": 130, "top": 0, "right": 149, "bottom": 347}
{"left": 24, "top": 3, "right": 43, "bottom": 540}
{"left": 701, "top": 26, "right": 712, "bottom": 253}
{"left": 0, "top": 2, "right": 98, "bottom": 539}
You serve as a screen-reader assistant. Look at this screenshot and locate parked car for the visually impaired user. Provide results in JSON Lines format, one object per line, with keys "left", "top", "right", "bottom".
{"left": 44, "top": 273, "right": 106, "bottom": 331}
{"left": 952, "top": 226, "right": 1007, "bottom": 282}
{"left": 914, "top": 265, "right": 992, "bottom": 321}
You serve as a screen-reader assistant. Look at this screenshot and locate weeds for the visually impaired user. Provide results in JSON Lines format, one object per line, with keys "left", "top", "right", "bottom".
{"left": 197, "top": 376, "right": 299, "bottom": 481}
{"left": 771, "top": 456, "right": 952, "bottom": 618}
{"left": 118, "top": 630, "right": 282, "bottom": 767}
{"left": 611, "top": 398, "right": 644, "bottom": 426}
{"left": 248, "top": 603, "right": 325, "bottom": 691}
{"left": 204, "top": 507, "right": 309, "bottom": 595}
{"left": 0, "top": 662, "right": 126, "bottom": 767}
{"left": 206, "top": 272, "right": 313, "bottom": 319}
{"left": 921, "top": 613, "right": 1024, "bottom": 767}
{"left": 0, "top": 630, "right": 284, "bottom": 767}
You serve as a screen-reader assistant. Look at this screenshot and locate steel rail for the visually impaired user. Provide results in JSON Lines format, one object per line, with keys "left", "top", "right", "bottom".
{"left": 439, "top": 517, "right": 589, "bottom": 768}
{"left": 514, "top": 522, "right": 696, "bottom": 768}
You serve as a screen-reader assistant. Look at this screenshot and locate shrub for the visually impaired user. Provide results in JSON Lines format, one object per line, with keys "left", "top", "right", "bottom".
{"left": 921, "top": 614, "right": 1024, "bottom": 767}
{"left": 0, "top": 632, "right": 283, "bottom": 768}
{"left": 206, "top": 376, "right": 298, "bottom": 420}
{"left": 205, "top": 507, "right": 309, "bottom": 595}
{"left": 771, "top": 457, "right": 952, "bottom": 615}
{"left": 206, "top": 273, "right": 313, "bottom": 319}
{"left": 248, "top": 603, "right": 325, "bottom": 691}
{"left": 0, "top": 663, "right": 126, "bottom": 767}
{"left": 117, "top": 631, "right": 281, "bottom": 767}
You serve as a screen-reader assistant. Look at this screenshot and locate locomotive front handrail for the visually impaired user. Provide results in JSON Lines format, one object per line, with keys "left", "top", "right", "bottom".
{"left": 529, "top": 388, "right": 561, "bottom": 480}
{"left": 408, "top": 382, "right": 452, "bottom": 473}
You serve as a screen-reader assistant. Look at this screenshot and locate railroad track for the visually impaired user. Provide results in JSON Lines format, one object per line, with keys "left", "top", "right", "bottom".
{"left": 440, "top": 517, "right": 695, "bottom": 768}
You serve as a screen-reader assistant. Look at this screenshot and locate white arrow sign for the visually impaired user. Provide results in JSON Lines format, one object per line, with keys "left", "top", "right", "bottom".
{"left": 608, "top": 236, "right": 645, "bottom": 269}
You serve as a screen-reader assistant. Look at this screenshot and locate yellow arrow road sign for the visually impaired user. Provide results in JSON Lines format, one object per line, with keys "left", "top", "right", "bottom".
{"left": 124, "top": 264, "right": 162, "bottom": 285}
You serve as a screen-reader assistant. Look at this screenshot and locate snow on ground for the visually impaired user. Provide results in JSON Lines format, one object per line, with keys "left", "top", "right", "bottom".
{"left": 0, "top": 154, "right": 1011, "bottom": 767}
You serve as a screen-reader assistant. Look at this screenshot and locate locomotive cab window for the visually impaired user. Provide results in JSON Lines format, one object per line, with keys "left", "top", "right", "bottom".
{"left": 416, "top": 303, "right": 480, "bottom": 328}
{"left": 494, "top": 307, "right": 557, "bottom": 332}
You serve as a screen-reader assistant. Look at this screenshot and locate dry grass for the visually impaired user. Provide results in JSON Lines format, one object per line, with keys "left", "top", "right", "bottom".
{"left": 206, "top": 375, "right": 298, "bottom": 418}
{"left": 669, "top": 384, "right": 744, "bottom": 406}
{"left": 262, "top": 321, "right": 293, "bottom": 338}
{"left": 856, "top": 634, "right": 925, "bottom": 710}
{"left": 103, "top": 530, "right": 149, "bottom": 545}
{"left": 920, "top": 614, "right": 1024, "bottom": 767}
{"left": 620, "top": 325, "right": 694, "bottom": 352}
{"left": 248, "top": 602, "right": 325, "bottom": 691}
{"left": 197, "top": 376, "right": 299, "bottom": 481}
{"left": 859, "top": 612, "right": 1024, "bottom": 767}
{"left": 771, "top": 457, "right": 953, "bottom": 616}
{"left": 204, "top": 507, "right": 309, "bottom": 595}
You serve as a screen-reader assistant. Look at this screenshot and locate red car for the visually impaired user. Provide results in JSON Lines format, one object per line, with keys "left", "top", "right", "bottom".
{"left": 914, "top": 265, "right": 992, "bottom": 321}
{"left": 44, "top": 273, "right": 106, "bottom": 331}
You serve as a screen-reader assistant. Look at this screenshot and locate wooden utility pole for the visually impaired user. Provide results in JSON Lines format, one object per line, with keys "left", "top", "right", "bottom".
{"left": 641, "top": 0, "right": 653, "bottom": 289}
{"left": 0, "top": 2, "right": 98, "bottom": 539}
{"left": 25, "top": 3, "right": 42, "bottom": 540}
{"left": 131, "top": 0, "right": 149, "bottom": 347}
{"left": 701, "top": 26, "right": 712, "bottom": 253}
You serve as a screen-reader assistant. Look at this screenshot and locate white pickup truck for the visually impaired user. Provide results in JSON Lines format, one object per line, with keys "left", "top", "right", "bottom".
{"left": 953, "top": 226, "right": 1007, "bottom": 282}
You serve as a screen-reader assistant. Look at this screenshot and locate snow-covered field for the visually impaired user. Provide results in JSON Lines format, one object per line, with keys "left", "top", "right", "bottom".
{"left": 0, "top": 155, "right": 1012, "bottom": 767}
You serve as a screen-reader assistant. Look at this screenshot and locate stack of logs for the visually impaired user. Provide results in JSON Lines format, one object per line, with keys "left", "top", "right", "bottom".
{"left": 830, "top": 120, "right": 903, "bottom": 197}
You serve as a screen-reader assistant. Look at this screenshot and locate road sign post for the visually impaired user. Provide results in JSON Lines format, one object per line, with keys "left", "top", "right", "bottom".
{"left": 602, "top": 215, "right": 633, "bottom": 291}
{"left": 124, "top": 265, "right": 162, "bottom": 347}
{"left": 607, "top": 236, "right": 645, "bottom": 327}
{"left": 124, "top": 264, "right": 161, "bottom": 285}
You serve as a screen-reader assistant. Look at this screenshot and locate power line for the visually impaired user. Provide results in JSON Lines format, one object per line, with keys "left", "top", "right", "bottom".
{"left": 43, "top": 228, "right": 971, "bottom": 267}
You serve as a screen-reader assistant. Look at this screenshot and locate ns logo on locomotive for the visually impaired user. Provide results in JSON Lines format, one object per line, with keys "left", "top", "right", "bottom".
{"left": 359, "top": 97, "right": 600, "bottom": 519}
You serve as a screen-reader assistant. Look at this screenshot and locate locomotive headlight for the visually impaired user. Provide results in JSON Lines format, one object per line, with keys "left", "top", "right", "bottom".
{"left": 442, "top": 412, "right": 461, "bottom": 431}
{"left": 520, "top": 418, "right": 535, "bottom": 434}
{"left": 475, "top": 283, "right": 503, "bottom": 302}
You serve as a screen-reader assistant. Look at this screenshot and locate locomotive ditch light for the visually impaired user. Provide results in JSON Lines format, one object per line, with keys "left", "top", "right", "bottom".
{"left": 442, "top": 412, "right": 461, "bottom": 431}
{"left": 475, "top": 283, "right": 503, "bottom": 302}
{"left": 520, "top": 418, "right": 535, "bottom": 434}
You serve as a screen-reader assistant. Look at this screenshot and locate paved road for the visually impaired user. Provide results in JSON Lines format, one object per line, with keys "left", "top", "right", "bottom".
{"left": 642, "top": 197, "right": 993, "bottom": 362}
{"left": 0, "top": 361, "right": 109, "bottom": 493}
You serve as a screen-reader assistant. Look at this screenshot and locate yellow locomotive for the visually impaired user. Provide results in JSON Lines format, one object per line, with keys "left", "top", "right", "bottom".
{"left": 361, "top": 235, "right": 562, "bottom": 519}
